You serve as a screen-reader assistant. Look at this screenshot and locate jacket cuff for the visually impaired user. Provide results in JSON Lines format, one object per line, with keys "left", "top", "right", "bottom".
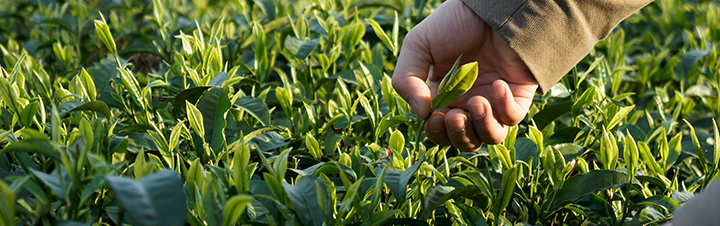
{"left": 460, "top": 0, "right": 652, "bottom": 94}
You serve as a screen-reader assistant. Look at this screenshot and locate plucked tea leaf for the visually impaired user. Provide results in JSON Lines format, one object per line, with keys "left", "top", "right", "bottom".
{"left": 432, "top": 60, "right": 478, "bottom": 111}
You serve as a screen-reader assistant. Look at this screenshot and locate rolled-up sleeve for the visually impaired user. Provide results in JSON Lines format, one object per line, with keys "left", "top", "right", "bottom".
{"left": 459, "top": 0, "right": 653, "bottom": 93}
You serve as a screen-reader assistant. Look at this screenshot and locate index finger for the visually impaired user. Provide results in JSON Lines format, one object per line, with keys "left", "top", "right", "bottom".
{"left": 392, "top": 29, "right": 434, "bottom": 119}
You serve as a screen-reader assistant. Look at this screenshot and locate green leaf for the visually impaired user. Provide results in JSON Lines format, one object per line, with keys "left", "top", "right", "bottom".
{"left": 282, "top": 176, "right": 328, "bottom": 226}
{"left": 105, "top": 170, "right": 187, "bottom": 226}
{"left": 30, "top": 168, "right": 69, "bottom": 200}
{"left": 366, "top": 210, "right": 401, "bottom": 226}
{"left": 273, "top": 148, "right": 291, "bottom": 180}
{"left": 173, "top": 86, "right": 212, "bottom": 118}
{"left": 305, "top": 134, "right": 321, "bottom": 159}
{"left": 543, "top": 170, "right": 637, "bottom": 216}
{"left": 364, "top": 19, "right": 395, "bottom": 53}
{"left": 0, "top": 180, "right": 14, "bottom": 226}
{"left": 118, "top": 68, "right": 146, "bottom": 110}
{"left": 234, "top": 136, "right": 251, "bottom": 194}
{"left": 381, "top": 156, "right": 424, "bottom": 204}
{"left": 208, "top": 71, "right": 229, "bottom": 87}
{"left": 374, "top": 115, "right": 408, "bottom": 141}
{"left": 423, "top": 185, "right": 485, "bottom": 219}
{"left": 389, "top": 130, "right": 405, "bottom": 154}
{"left": 532, "top": 102, "right": 571, "bottom": 131}
{"left": 2, "top": 138, "right": 62, "bottom": 163}
{"left": 454, "top": 202, "right": 489, "bottom": 226}
{"left": 64, "top": 101, "right": 112, "bottom": 118}
{"left": 276, "top": 86, "right": 294, "bottom": 118}
{"left": 283, "top": 37, "right": 318, "bottom": 60}
{"left": 197, "top": 87, "right": 231, "bottom": 154}
{"left": 636, "top": 196, "right": 679, "bottom": 213}
{"left": 492, "top": 167, "right": 517, "bottom": 218}
{"left": 40, "top": 18, "right": 74, "bottom": 32}
{"left": 234, "top": 96, "right": 271, "bottom": 126}
{"left": 342, "top": 23, "right": 365, "bottom": 58}
{"left": 685, "top": 119, "right": 708, "bottom": 173}
{"left": 20, "top": 101, "right": 39, "bottom": 127}
{"left": 607, "top": 105, "right": 634, "bottom": 129}
{"left": 186, "top": 100, "right": 205, "bottom": 138}
{"left": 678, "top": 49, "right": 710, "bottom": 78}
{"left": 117, "top": 45, "right": 165, "bottom": 61}
{"left": 94, "top": 16, "right": 117, "bottom": 54}
{"left": 223, "top": 194, "right": 254, "bottom": 226}
{"left": 432, "top": 60, "right": 478, "bottom": 111}
{"left": 515, "top": 138, "right": 539, "bottom": 169}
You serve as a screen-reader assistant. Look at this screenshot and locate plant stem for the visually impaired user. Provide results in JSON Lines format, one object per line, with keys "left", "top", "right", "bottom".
{"left": 413, "top": 118, "right": 427, "bottom": 157}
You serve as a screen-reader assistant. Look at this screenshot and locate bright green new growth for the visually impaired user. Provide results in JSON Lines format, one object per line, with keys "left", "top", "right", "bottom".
{"left": 432, "top": 58, "right": 479, "bottom": 112}
{"left": 414, "top": 57, "right": 478, "bottom": 154}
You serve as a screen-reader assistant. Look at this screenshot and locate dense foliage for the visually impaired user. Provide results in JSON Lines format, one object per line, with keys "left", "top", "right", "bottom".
{"left": 0, "top": 0, "right": 719, "bottom": 225}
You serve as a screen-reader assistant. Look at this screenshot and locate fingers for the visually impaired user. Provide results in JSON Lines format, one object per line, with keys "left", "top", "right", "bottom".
{"left": 392, "top": 29, "right": 433, "bottom": 119}
{"left": 491, "top": 80, "right": 530, "bottom": 126}
{"left": 425, "top": 108, "right": 484, "bottom": 152}
{"left": 468, "top": 96, "right": 508, "bottom": 144}
{"left": 425, "top": 111, "right": 451, "bottom": 146}
{"left": 445, "top": 109, "right": 484, "bottom": 151}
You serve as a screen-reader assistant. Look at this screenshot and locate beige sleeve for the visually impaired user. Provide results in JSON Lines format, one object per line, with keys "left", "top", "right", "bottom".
{"left": 459, "top": 0, "right": 653, "bottom": 93}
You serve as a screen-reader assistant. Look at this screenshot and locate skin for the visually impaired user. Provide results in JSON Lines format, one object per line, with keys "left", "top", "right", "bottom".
{"left": 392, "top": 0, "right": 539, "bottom": 152}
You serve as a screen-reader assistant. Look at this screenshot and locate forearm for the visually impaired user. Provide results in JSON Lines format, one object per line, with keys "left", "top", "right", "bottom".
{"left": 460, "top": 0, "right": 653, "bottom": 93}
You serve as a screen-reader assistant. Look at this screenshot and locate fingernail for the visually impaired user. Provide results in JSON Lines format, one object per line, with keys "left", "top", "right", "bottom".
{"left": 449, "top": 115, "right": 466, "bottom": 133}
{"left": 428, "top": 119, "right": 443, "bottom": 134}
{"left": 470, "top": 103, "right": 485, "bottom": 120}
{"left": 494, "top": 85, "right": 506, "bottom": 99}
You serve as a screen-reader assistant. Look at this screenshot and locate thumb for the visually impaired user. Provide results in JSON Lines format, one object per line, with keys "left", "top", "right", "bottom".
{"left": 392, "top": 30, "right": 434, "bottom": 119}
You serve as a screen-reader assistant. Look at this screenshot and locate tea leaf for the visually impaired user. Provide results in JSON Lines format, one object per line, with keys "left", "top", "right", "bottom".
{"left": 105, "top": 170, "right": 187, "bottom": 226}
{"left": 223, "top": 194, "right": 254, "bottom": 226}
{"left": 432, "top": 60, "right": 478, "bottom": 111}
{"left": 543, "top": 170, "right": 637, "bottom": 216}
{"left": 93, "top": 15, "right": 117, "bottom": 54}
{"left": 186, "top": 100, "right": 205, "bottom": 138}
{"left": 197, "top": 87, "right": 231, "bottom": 154}
{"left": 234, "top": 96, "right": 271, "bottom": 126}
{"left": 1, "top": 181, "right": 16, "bottom": 225}
{"left": 365, "top": 19, "right": 395, "bottom": 53}
{"left": 283, "top": 37, "right": 319, "bottom": 60}
{"left": 454, "top": 202, "right": 489, "bottom": 226}
{"left": 381, "top": 156, "right": 424, "bottom": 204}
{"left": 282, "top": 176, "right": 328, "bottom": 226}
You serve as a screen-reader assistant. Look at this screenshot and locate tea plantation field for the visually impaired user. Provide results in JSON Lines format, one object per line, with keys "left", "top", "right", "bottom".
{"left": 0, "top": 0, "right": 719, "bottom": 225}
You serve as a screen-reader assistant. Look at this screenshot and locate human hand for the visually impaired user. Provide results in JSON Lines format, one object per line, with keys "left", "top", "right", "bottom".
{"left": 392, "top": 0, "right": 539, "bottom": 152}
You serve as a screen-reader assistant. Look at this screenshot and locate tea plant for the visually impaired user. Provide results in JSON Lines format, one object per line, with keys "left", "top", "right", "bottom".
{"left": 0, "top": 0, "right": 719, "bottom": 225}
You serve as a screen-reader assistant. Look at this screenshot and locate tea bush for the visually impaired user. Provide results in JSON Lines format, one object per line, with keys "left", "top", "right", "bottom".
{"left": 0, "top": 0, "right": 719, "bottom": 225}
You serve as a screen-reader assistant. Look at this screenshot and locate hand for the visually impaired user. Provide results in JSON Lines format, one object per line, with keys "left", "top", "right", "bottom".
{"left": 392, "top": 0, "right": 539, "bottom": 152}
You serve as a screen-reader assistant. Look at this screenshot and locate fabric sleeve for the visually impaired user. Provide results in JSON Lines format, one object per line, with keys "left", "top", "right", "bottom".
{"left": 459, "top": 0, "right": 653, "bottom": 93}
